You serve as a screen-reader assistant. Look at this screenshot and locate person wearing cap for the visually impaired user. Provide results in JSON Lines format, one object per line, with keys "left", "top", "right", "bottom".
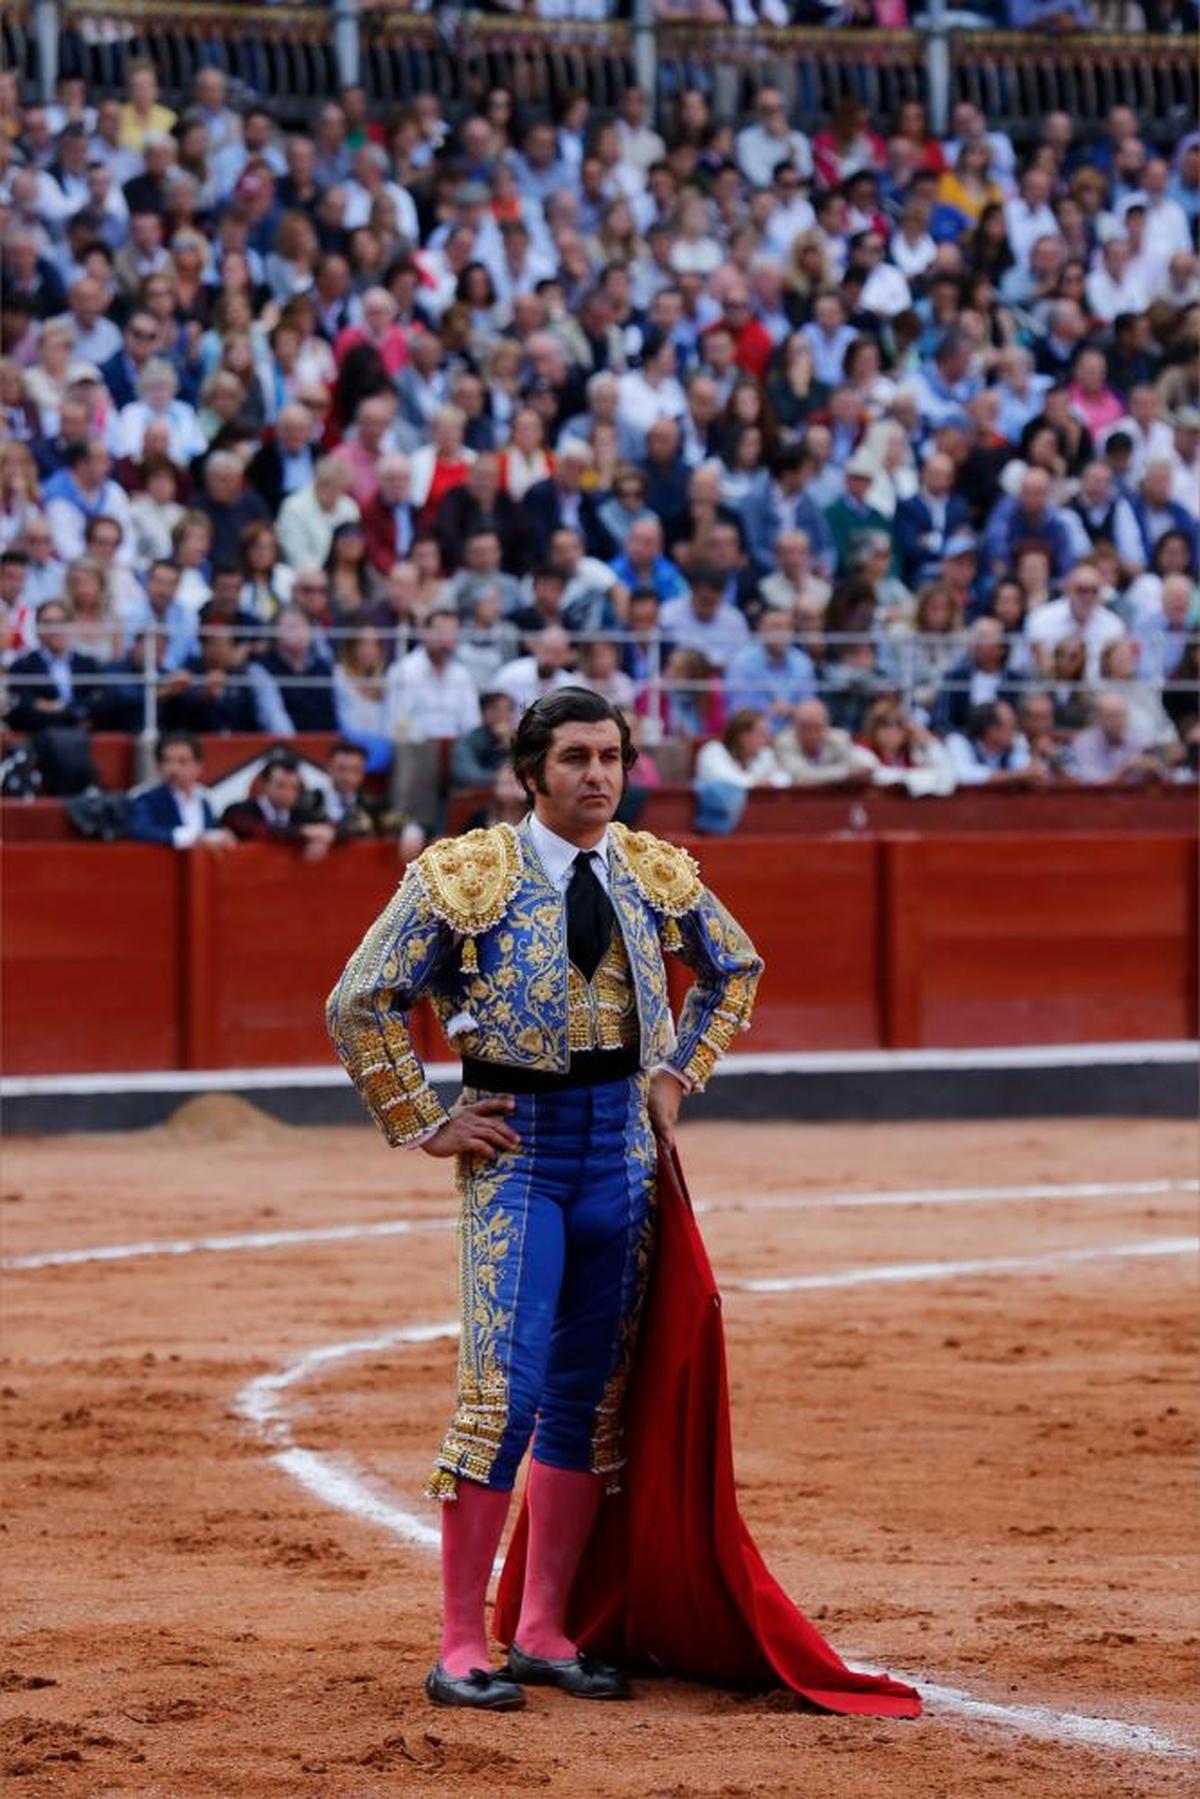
{"left": 893, "top": 450, "right": 972, "bottom": 589}
{"left": 824, "top": 451, "right": 897, "bottom": 579}
{"left": 326, "top": 686, "right": 762, "bottom": 1709}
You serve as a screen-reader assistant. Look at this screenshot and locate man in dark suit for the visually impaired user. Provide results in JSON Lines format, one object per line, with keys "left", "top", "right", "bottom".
{"left": 245, "top": 403, "right": 318, "bottom": 516}
{"left": 221, "top": 751, "right": 337, "bottom": 862}
{"left": 302, "top": 740, "right": 387, "bottom": 839}
{"left": 930, "top": 617, "right": 1026, "bottom": 737}
{"left": 435, "top": 452, "right": 528, "bottom": 575}
{"left": 521, "top": 440, "right": 616, "bottom": 563}
{"left": 893, "top": 451, "right": 972, "bottom": 589}
{"left": 5, "top": 601, "right": 105, "bottom": 733}
{"left": 99, "top": 310, "right": 163, "bottom": 412}
{"left": 160, "top": 608, "right": 260, "bottom": 735}
{"left": 128, "top": 731, "right": 235, "bottom": 848}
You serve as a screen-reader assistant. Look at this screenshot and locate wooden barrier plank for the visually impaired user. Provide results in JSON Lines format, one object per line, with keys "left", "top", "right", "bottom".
{"left": 679, "top": 836, "right": 881, "bottom": 1051}
{"left": 1, "top": 844, "right": 181, "bottom": 1074}
{"left": 879, "top": 833, "right": 1196, "bottom": 1048}
{"left": 189, "top": 842, "right": 408, "bottom": 1069}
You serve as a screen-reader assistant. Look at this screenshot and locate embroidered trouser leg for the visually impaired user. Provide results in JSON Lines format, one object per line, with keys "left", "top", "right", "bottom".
{"left": 428, "top": 1075, "right": 656, "bottom": 1499}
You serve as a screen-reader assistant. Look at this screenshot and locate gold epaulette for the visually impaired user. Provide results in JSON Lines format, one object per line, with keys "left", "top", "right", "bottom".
{"left": 412, "top": 824, "right": 522, "bottom": 937}
{"left": 610, "top": 823, "right": 703, "bottom": 918}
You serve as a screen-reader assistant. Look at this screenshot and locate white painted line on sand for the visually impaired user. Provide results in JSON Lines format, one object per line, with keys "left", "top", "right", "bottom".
{"left": 237, "top": 1296, "right": 1198, "bottom": 1761}
{"left": 709, "top": 1177, "right": 1200, "bottom": 1215}
{"left": 237, "top": 1323, "right": 457, "bottom": 1552}
{"left": 4, "top": 1037, "right": 1195, "bottom": 1098}
{"left": 2, "top": 1215, "right": 455, "bottom": 1272}
{"left": 7, "top": 1180, "right": 1196, "bottom": 1273}
{"left": 737, "top": 1237, "right": 1197, "bottom": 1294}
{"left": 860, "top": 1670, "right": 1194, "bottom": 1759}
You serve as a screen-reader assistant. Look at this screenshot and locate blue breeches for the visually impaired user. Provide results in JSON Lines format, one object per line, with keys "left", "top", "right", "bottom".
{"left": 429, "top": 1074, "right": 657, "bottom": 1499}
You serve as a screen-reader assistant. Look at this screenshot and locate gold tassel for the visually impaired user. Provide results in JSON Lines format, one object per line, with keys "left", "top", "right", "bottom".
{"left": 662, "top": 919, "right": 683, "bottom": 952}
{"left": 425, "top": 1466, "right": 459, "bottom": 1503}
{"left": 460, "top": 936, "right": 478, "bottom": 974}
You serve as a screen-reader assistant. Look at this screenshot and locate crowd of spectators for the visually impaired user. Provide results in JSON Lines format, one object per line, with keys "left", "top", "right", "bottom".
{"left": 0, "top": 60, "right": 1197, "bottom": 841}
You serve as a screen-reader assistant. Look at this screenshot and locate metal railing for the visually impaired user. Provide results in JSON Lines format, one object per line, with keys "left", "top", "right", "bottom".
{"left": 11, "top": 3, "right": 1196, "bottom": 142}
{"left": 5, "top": 622, "right": 1197, "bottom": 749}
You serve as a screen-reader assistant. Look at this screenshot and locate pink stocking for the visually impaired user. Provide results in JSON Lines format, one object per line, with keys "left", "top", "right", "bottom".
{"left": 512, "top": 1461, "right": 602, "bottom": 1660}
{"left": 438, "top": 1481, "right": 512, "bottom": 1676}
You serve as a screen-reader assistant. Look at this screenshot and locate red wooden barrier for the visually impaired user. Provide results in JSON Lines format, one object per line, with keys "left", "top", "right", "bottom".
{"left": 880, "top": 833, "right": 1199, "bottom": 1048}
{"left": 2, "top": 832, "right": 1195, "bottom": 1076}
{"left": 1, "top": 844, "right": 182, "bottom": 1074}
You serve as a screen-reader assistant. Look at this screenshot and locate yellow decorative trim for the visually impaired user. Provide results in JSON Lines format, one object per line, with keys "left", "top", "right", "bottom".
{"left": 610, "top": 823, "right": 703, "bottom": 918}
{"left": 412, "top": 824, "right": 522, "bottom": 938}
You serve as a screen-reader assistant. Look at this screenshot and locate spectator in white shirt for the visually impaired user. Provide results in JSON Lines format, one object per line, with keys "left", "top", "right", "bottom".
{"left": 853, "top": 231, "right": 912, "bottom": 319}
{"left": 616, "top": 331, "right": 687, "bottom": 446}
{"left": 763, "top": 164, "right": 816, "bottom": 260}
{"left": 1026, "top": 560, "right": 1126, "bottom": 676}
{"left": 890, "top": 201, "right": 938, "bottom": 284}
{"left": 1121, "top": 160, "right": 1192, "bottom": 270}
{"left": 1069, "top": 692, "right": 1167, "bottom": 786}
{"left": 615, "top": 87, "right": 665, "bottom": 176}
{"left": 1102, "top": 384, "right": 1175, "bottom": 482}
{"left": 494, "top": 624, "right": 577, "bottom": 716}
{"left": 113, "top": 358, "right": 206, "bottom": 465}
{"left": 1086, "top": 237, "right": 1151, "bottom": 325}
{"left": 697, "top": 708, "right": 792, "bottom": 790}
{"left": 277, "top": 457, "right": 361, "bottom": 569}
{"left": 801, "top": 290, "right": 858, "bottom": 389}
{"left": 735, "top": 87, "right": 813, "bottom": 189}
{"left": 1004, "top": 169, "right": 1059, "bottom": 269}
{"left": 384, "top": 608, "right": 481, "bottom": 742}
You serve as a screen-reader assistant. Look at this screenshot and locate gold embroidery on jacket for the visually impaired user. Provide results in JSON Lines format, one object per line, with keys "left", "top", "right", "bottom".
{"left": 414, "top": 824, "right": 522, "bottom": 937}
{"left": 428, "top": 1144, "right": 520, "bottom": 1499}
{"left": 566, "top": 927, "right": 639, "bottom": 1052}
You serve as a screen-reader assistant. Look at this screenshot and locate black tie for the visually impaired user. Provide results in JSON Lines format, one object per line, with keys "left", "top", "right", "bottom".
{"left": 567, "top": 850, "right": 614, "bottom": 981}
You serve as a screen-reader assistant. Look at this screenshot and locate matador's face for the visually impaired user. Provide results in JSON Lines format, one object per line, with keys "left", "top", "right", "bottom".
{"left": 535, "top": 720, "right": 625, "bottom": 845}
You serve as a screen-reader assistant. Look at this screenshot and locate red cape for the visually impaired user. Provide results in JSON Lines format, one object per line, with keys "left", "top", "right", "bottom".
{"left": 494, "top": 1149, "right": 921, "bottom": 1717}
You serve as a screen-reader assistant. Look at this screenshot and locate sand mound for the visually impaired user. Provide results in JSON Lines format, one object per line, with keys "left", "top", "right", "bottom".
{"left": 154, "top": 1093, "right": 293, "bottom": 1143}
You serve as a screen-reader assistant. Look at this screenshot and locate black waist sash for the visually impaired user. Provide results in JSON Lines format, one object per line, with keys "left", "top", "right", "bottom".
{"left": 461, "top": 1048, "right": 641, "bottom": 1094}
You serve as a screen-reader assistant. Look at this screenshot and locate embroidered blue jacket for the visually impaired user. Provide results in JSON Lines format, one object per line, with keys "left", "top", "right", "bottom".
{"left": 326, "top": 818, "right": 763, "bottom": 1145}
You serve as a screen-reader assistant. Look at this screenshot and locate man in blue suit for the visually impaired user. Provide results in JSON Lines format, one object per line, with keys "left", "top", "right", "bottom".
{"left": 128, "top": 732, "right": 236, "bottom": 850}
{"left": 99, "top": 311, "right": 162, "bottom": 413}
{"left": 893, "top": 452, "right": 972, "bottom": 589}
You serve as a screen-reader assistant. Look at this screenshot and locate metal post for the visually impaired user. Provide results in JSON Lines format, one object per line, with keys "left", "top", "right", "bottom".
{"left": 33, "top": 0, "right": 60, "bottom": 105}
{"left": 924, "top": 0, "right": 951, "bottom": 137}
{"left": 632, "top": 0, "right": 657, "bottom": 127}
{"left": 333, "top": 0, "right": 361, "bottom": 93}
{"left": 135, "top": 629, "right": 159, "bottom": 786}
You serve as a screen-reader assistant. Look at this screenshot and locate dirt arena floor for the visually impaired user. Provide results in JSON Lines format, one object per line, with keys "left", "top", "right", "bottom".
{"left": 2, "top": 1110, "right": 1197, "bottom": 1798}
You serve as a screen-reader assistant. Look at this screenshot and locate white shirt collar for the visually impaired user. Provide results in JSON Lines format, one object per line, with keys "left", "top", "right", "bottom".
{"left": 527, "top": 810, "right": 610, "bottom": 892}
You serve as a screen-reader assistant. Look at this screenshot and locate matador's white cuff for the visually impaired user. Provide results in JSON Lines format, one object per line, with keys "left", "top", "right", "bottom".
{"left": 649, "top": 1062, "right": 696, "bottom": 1093}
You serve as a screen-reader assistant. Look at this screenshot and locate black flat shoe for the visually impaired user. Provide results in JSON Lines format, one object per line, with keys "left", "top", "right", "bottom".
{"left": 505, "top": 1643, "right": 631, "bottom": 1700}
{"left": 424, "top": 1662, "right": 526, "bottom": 1710}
